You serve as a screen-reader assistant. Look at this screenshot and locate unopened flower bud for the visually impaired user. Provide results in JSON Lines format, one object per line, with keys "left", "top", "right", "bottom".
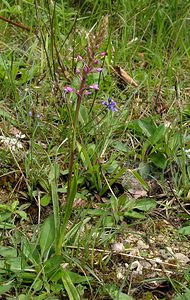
{"left": 75, "top": 68, "right": 80, "bottom": 74}
{"left": 100, "top": 51, "right": 107, "bottom": 57}
{"left": 77, "top": 55, "right": 83, "bottom": 61}
{"left": 83, "top": 65, "right": 91, "bottom": 74}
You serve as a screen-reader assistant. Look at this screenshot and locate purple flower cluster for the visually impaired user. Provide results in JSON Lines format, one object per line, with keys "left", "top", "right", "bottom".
{"left": 102, "top": 98, "right": 117, "bottom": 112}
{"left": 64, "top": 83, "right": 99, "bottom": 95}
{"left": 64, "top": 52, "right": 107, "bottom": 96}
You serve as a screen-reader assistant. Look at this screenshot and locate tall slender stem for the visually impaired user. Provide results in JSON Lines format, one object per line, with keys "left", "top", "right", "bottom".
{"left": 56, "top": 73, "right": 87, "bottom": 254}
{"left": 66, "top": 73, "right": 87, "bottom": 199}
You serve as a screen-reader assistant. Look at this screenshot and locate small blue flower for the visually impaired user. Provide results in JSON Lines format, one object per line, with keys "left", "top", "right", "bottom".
{"left": 102, "top": 98, "right": 117, "bottom": 111}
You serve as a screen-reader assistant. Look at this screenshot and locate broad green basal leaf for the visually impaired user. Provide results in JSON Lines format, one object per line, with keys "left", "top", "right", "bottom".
{"left": 134, "top": 198, "right": 157, "bottom": 212}
{"left": 124, "top": 211, "right": 145, "bottom": 219}
{"left": 178, "top": 226, "right": 190, "bottom": 236}
{"left": 40, "top": 214, "right": 55, "bottom": 258}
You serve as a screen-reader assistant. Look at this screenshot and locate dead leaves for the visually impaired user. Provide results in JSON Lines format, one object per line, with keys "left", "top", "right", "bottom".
{"left": 111, "top": 66, "right": 138, "bottom": 87}
{"left": 0, "top": 127, "right": 25, "bottom": 152}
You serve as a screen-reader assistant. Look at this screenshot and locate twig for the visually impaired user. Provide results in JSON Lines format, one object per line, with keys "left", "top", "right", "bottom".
{"left": 0, "top": 15, "right": 32, "bottom": 32}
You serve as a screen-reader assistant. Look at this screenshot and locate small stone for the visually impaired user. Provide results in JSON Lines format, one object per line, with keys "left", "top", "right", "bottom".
{"left": 112, "top": 242, "right": 125, "bottom": 253}
{"left": 174, "top": 253, "right": 190, "bottom": 265}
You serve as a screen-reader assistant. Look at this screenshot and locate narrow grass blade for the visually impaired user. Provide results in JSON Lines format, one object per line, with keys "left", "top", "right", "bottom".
{"left": 61, "top": 269, "right": 80, "bottom": 300}
{"left": 57, "top": 167, "right": 78, "bottom": 253}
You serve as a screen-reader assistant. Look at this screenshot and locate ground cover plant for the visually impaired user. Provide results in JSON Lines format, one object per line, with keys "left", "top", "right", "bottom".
{"left": 0, "top": 0, "right": 190, "bottom": 299}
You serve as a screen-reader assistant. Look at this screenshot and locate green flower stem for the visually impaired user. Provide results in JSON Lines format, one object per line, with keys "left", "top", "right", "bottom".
{"left": 56, "top": 73, "right": 87, "bottom": 255}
